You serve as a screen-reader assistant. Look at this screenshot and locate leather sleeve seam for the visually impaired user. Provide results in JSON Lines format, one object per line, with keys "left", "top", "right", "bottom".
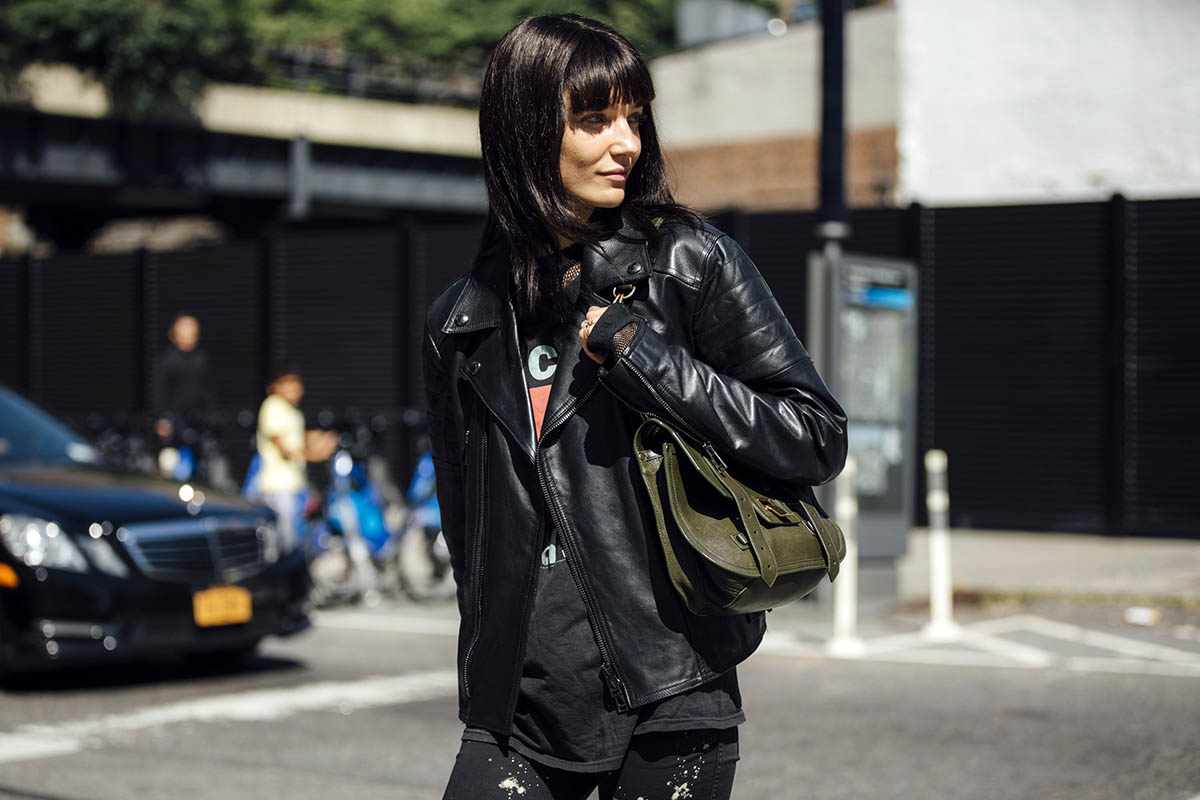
{"left": 693, "top": 233, "right": 729, "bottom": 327}
{"left": 754, "top": 356, "right": 815, "bottom": 384}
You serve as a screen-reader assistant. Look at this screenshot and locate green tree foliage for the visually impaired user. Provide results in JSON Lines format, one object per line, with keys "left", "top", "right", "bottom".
{"left": 248, "top": 0, "right": 697, "bottom": 71}
{"left": 0, "top": 0, "right": 780, "bottom": 112}
{"left": 0, "top": 0, "right": 262, "bottom": 114}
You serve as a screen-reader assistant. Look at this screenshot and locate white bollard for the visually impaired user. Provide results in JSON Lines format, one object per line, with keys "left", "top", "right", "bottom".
{"left": 826, "top": 457, "right": 865, "bottom": 657}
{"left": 921, "top": 449, "right": 961, "bottom": 641}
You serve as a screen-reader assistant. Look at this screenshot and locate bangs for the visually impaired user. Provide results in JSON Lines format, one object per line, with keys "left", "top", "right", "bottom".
{"left": 564, "top": 36, "right": 654, "bottom": 113}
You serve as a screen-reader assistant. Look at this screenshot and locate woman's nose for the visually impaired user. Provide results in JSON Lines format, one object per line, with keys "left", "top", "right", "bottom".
{"left": 609, "top": 117, "right": 640, "bottom": 158}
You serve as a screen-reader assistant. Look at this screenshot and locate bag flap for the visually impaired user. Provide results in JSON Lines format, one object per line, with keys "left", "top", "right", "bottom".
{"left": 660, "top": 442, "right": 831, "bottom": 579}
{"left": 634, "top": 418, "right": 800, "bottom": 527}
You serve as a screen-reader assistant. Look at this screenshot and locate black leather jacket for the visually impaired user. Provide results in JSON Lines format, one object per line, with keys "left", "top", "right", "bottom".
{"left": 422, "top": 216, "right": 847, "bottom": 735}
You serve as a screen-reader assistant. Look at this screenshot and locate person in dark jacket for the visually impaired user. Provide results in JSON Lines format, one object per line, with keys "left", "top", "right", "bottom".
{"left": 424, "top": 14, "right": 847, "bottom": 800}
{"left": 152, "top": 312, "right": 212, "bottom": 444}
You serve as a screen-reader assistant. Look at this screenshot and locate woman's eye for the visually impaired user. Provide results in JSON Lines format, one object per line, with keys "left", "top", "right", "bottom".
{"left": 628, "top": 114, "right": 645, "bottom": 126}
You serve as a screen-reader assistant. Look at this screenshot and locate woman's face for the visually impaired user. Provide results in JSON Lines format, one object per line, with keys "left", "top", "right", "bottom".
{"left": 559, "top": 98, "right": 644, "bottom": 220}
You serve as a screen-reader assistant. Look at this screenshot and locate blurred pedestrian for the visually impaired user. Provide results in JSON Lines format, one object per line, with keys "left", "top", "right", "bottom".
{"left": 424, "top": 14, "right": 846, "bottom": 800}
{"left": 152, "top": 312, "right": 212, "bottom": 444}
{"left": 254, "top": 366, "right": 338, "bottom": 554}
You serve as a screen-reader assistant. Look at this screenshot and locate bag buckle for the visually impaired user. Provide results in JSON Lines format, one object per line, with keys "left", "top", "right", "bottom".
{"left": 612, "top": 284, "right": 635, "bottom": 303}
{"left": 756, "top": 497, "right": 785, "bottom": 517}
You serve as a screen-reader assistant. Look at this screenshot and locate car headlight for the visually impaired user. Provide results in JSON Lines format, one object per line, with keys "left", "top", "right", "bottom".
{"left": 0, "top": 514, "right": 89, "bottom": 573}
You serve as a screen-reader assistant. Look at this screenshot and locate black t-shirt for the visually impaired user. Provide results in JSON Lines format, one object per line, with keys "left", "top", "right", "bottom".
{"left": 462, "top": 252, "right": 743, "bottom": 772}
{"left": 153, "top": 345, "right": 212, "bottom": 420}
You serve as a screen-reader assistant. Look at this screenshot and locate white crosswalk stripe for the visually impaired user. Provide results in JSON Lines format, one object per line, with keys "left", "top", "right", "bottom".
{"left": 0, "top": 668, "right": 457, "bottom": 766}
{"left": 313, "top": 609, "right": 1200, "bottom": 679}
{"left": 756, "top": 614, "right": 1200, "bottom": 678}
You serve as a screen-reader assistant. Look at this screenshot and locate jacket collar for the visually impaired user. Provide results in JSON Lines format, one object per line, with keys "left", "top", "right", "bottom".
{"left": 439, "top": 216, "right": 652, "bottom": 335}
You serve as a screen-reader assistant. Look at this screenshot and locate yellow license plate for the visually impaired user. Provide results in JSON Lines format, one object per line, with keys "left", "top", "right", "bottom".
{"left": 193, "top": 585, "right": 253, "bottom": 627}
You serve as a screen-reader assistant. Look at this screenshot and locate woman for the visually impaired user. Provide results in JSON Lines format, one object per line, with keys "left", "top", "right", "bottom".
{"left": 424, "top": 13, "right": 847, "bottom": 799}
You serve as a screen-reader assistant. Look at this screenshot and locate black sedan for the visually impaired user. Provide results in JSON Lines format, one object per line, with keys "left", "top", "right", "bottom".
{"left": 0, "top": 387, "right": 310, "bottom": 676}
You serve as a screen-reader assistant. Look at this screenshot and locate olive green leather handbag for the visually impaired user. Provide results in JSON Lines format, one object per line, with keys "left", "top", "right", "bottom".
{"left": 633, "top": 416, "right": 845, "bottom": 616}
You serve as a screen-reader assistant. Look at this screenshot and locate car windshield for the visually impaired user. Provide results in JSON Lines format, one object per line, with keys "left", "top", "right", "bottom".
{"left": 0, "top": 388, "right": 97, "bottom": 466}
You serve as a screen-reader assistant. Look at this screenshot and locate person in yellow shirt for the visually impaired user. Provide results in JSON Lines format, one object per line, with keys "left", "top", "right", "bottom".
{"left": 255, "top": 367, "right": 338, "bottom": 554}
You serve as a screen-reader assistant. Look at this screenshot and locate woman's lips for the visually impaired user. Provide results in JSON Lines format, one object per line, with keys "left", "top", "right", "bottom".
{"left": 601, "top": 170, "right": 628, "bottom": 182}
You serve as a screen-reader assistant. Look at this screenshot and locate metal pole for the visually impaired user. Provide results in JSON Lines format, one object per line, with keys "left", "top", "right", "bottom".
{"left": 817, "top": 0, "right": 851, "bottom": 244}
{"left": 921, "top": 449, "right": 961, "bottom": 640}
{"left": 827, "top": 456, "right": 865, "bottom": 657}
{"left": 288, "top": 135, "right": 311, "bottom": 220}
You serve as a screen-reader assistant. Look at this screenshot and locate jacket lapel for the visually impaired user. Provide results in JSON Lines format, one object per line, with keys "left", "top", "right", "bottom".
{"left": 437, "top": 218, "right": 655, "bottom": 455}
{"left": 438, "top": 256, "right": 538, "bottom": 462}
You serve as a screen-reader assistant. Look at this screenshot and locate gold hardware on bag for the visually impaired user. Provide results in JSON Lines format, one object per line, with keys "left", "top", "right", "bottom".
{"left": 756, "top": 497, "right": 786, "bottom": 516}
{"left": 612, "top": 284, "right": 635, "bottom": 303}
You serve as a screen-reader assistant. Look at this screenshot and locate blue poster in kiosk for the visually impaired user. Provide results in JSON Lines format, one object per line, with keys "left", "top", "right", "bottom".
{"left": 831, "top": 255, "right": 919, "bottom": 559}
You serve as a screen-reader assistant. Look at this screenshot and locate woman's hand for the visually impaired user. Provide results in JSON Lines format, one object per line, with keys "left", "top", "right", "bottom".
{"left": 578, "top": 305, "right": 607, "bottom": 364}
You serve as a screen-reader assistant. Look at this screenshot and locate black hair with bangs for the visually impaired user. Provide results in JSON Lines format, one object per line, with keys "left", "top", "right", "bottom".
{"left": 478, "top": 13, "right": 698, "bottom": 313}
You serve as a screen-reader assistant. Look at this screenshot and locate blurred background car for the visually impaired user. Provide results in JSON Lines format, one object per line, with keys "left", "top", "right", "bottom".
{"left": 0, "top": 386, "right": 310, "bottom": 679}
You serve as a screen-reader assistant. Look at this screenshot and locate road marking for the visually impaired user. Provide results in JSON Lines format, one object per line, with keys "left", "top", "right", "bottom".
{"left": 1063, "top": 657, "right": 1200, "bottom": 679}
{"left": 864, "top": 648, "right": 1041, "bottom": 670}
{"left": 1018, "top": 616, "right": 1200, "bottom": 664}
{"left": 957, "top": 629, "right": 1055, "bottom": 667}
{"left": 757, "top": 614, "right": 1200, "bottom": 677}
{"left": 0, "top": 734, "right": 80, "bottom": 764}
{"left": 312, "top": 609, "right": 458, "bottom": 636}
{"left": 315, "top": 610, "right": 1200, "bottom": 679}
{"left": 0, "top": 669, "right": 457, "bottom": 766}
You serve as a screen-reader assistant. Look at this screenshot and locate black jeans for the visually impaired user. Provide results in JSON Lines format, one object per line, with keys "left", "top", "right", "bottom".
{"left": 442, "top": 728, "right": 738, "bottom": 800}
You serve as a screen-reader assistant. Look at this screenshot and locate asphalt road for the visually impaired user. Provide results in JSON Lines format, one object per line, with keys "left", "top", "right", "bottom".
{"left": 0, "top": 600, "right": 1197, "bottom": 800}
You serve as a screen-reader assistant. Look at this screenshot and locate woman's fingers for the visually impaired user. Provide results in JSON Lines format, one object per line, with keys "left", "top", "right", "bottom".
{"left": 579, "top": 305, "right": 606, "bottom": 364}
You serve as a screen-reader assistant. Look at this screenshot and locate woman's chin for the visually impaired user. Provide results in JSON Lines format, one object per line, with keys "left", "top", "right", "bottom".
{"left": 591, "top": 191, "right": 626, "bottom": 210}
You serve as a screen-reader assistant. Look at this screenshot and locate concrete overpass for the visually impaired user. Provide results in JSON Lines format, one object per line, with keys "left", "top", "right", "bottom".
{"left": 0, "top": 66, "right": 486, "bottom": 247}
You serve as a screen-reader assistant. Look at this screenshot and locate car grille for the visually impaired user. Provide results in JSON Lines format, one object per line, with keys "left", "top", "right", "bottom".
{"left": 120, "top": 517, "right": 267, "bottom": 583}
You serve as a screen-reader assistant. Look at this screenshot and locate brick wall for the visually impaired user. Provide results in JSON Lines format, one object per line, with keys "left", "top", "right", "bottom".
{"left": 663, "top": 125, "right": 897, "bottom": 212}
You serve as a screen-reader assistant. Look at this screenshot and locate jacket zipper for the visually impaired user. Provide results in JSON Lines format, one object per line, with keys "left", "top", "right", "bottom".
{"left": 460, "top": 424, "right": 487, "bottom": 699}
{"left": 612, "top": 357, "right": 729, "bottom": 473}
{"left": 533, "top": 378, "right": 633, "bottom": 711}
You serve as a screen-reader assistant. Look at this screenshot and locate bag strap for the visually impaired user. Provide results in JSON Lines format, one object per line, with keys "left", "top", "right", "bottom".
{"left": 795, "top": 501, "right": 842, "bottom": 581}
{"left": 635, "top": 447, "right": 714, "bottom": 615}
{"left": 716, "top": 473, "right": 782, "bottom": 588}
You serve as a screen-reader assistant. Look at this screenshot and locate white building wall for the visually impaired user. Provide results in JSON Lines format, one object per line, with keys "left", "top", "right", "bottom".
{"left": 651, "top": 5, "right": 898, "bottom": 148}
{"left": 898, "top": 0, "right": 1200, "bottom": 205}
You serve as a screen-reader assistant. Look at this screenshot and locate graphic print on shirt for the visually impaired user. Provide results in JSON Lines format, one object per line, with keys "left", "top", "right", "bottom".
{"left": 527, "top": 342, "right": 556, "bottom": 439}
{"left": 521, "top": 326, "right": 567, "bottom": 569}
{"left": 525, "top": 323, "right": 556, "bottom": 438}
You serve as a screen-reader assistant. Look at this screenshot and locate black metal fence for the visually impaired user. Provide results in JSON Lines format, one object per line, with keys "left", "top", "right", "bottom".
{"left": 2, "top": 197, "right": 1196, "bottom": 537}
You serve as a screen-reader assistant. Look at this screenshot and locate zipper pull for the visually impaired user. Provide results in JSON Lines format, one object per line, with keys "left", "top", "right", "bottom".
{"left": 602, "top": 665, "right": 631, "bottom": 712}
{"left": 703, "top": 441, "right": 728, "bottom": 474}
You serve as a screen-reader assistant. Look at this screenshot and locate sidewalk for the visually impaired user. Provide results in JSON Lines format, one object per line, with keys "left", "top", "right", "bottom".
{"left": 897, "top": 527, "right": 1200, "bottom": 607}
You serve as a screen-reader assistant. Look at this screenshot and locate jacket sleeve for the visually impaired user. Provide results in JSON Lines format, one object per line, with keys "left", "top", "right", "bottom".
{"left": 600, "top": 233, "right": 847, "bottom": 485}
{"left": 422, "top": 325, "right": 468, "bottom": 591}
